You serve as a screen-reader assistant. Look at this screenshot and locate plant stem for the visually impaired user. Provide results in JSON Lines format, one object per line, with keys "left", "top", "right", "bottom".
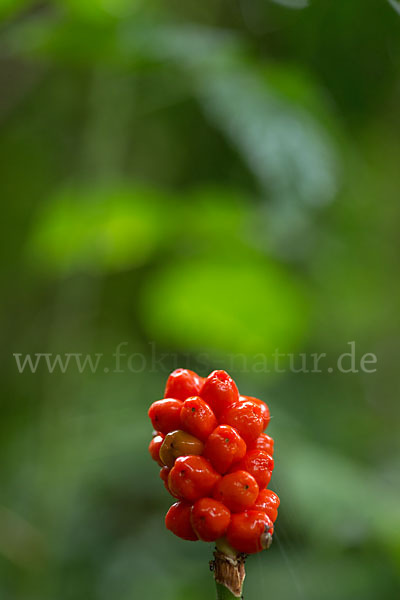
{"left": 215, "top": 581, "right": 243, "bottom": 600}
{"left": 211, "top": 541, "right": 246, "bottom": 599}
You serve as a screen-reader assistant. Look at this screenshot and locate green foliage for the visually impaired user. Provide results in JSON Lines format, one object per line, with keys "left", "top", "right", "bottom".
{"left": 29, "top": 186, "right": 171, "bottom": 274}
{"left": 141, "top": 257, "right": 308, "bottom": 356}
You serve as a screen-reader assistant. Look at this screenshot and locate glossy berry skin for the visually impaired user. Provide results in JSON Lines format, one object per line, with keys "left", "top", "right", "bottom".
{"left": 168, "top": 455, "right": 221, "bottom": 502}
{"left": 221, "top": 400, "right": 264, "bottom": 445}
{"left": 191, "top": 498, "right": 231, "bottom": 542}
{"left": 200, "top": 370, "right": 239, "bottom": 418}
{"left": 253, "top": 489, "right": 280, "bottom": 523}
{"left": 204, "top": 425, "right": 247, "bottom": 474}
{"left": 229, "top": 449, "right": 274, "bottom": 489}
{"left": 160, "top": 466, "right": 174, "bottom": 494}
{"left": 250, "top": 433, "right": 274, "bottom": 456}
{"left": 148, "top": 399, "right": 183, "bottom": 434}
{"left": 241, "top": 396, "right": 270, "bottom": 430}
{"left": 159, "top": 465, "right": 170, "bottom": 484}
{"left": 159, "top": 429, "right": 204, "bottom": 468}
{"left": 164, "top": 369, "right": 203, "bottom": 401}
{"left": 148, "top": 433, "right": 165, "bottom": 466}
{"left": 213, "top": 470, "right": 259, "bottom": 513}
{"left": 227, "top": 510, "right": 273, "bottom": 554}
{"left": 165, "top": 501, "right": 198, "bottom": 541}
{"left": 180, "top": 397, "right": 218, "bottom": 441}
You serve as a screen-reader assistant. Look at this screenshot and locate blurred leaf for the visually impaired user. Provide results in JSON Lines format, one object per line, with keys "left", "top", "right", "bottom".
{"left": 269, "top": 0, "right": 309, "bottom": 8}
{"left": 4, "top": 17, "right": 123, "bottom": 66}
{"left": 60, "top": 0, "right": 145, "bottom": 21}
{"left": 6, "top": 19, "right": 338, "bottom": 211}
{"left": 128, "top": 24, "right": 338, "bottom": 206}
{"left": 187, "top": 187, "right": 251, "bottom": 244}
{"left": 28, "top": 186, "right": 172, "bottom": 274}
{"left": 246, "top": 550, "right": 395, "bottom": 600}
{"left": 198, "top": 66, "right": 338, "bottom": 208}
{"left": 0, "top": 505, "right": 46, "bottom": 569}
{"left": 0, "top": 0, "right": 32, "bottom": 20}
{"left": 388, "top": 0, "right": 400, "bottom": 15}
{"left": 121, "top": 23, "right": 340, "bottom": 252}
{"left": 277, "top": 431, "right": 400, "bottom": 556}
{"left": 140, "top": 256, "right": 309, "bottom": 355}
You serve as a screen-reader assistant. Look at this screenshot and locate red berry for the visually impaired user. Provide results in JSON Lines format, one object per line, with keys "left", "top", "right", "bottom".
{"left": 200, "top": 370, "right": 239, "bottom": 418}
{"left": 165, "top": 501, "right": 198, "bottom": 541}
{"left": 252, "top": 489, "right": 280, "bottom": 523}
{"left": 191, "top": 498, "right": 231, "bottom": 542}
{"left": 213, "top": 470, "right": 259, "bottom": 513}
{"left": 221, "top": 400, "right": 264, "bottom": 445}
{"left": 204, "top": 425, "right": 247, "bottom": 474}
{"left": 168, "top": 455, "right": 221, "bottom": 502}
{"left": 250, "top": 433, "right": 274, "bottom": 456}
{"left": 229, "top": 449, "right": 274, "bottom": 489}
{"left": 227, "top": 510, "right": 273, "bottom": 554}
{"left": 160, "top": 466, "right": 174, "bottom": 494}
{"left": 180, "top": 396, "right": 218, "bottom": 441}
{"left": 164, "top": 369, "right": 203, "bottom": 401}
{"left": 241, "top": 396, "right": 270, "bottom": 430}
{"left": 160, "top": 465, "right": 170, "bottom": 483}
{"left": 148, "top": 398, "right": 183, "bottom": 434}
{"left": 148, "top": 433, "right": 165, "bottom": 466}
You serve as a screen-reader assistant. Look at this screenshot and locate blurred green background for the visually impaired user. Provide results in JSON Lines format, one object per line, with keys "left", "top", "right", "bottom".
{"left": 1, "top": 0, "right": 400, "bottom": 599}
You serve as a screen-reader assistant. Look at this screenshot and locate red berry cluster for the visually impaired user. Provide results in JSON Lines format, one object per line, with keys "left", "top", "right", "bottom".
{"left": 148, "top": 369, "right": 279, "bottom": 554}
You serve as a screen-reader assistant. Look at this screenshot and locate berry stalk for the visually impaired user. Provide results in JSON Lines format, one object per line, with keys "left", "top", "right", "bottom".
{"left": 215, "top": 582, "right": 242, "bottom": 600}
{"left": 211, "top": 539, "right": 246, "bottom": 599}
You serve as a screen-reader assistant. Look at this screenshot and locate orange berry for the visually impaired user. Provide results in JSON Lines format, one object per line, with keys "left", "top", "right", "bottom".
{"left": 168, "top": 455, "right": 221, "bottom": 502}
{"left": 204, "top": 425, "right": 247, "bottom": 474}
{"left": 148, "top": 433, "right": 165, "bottom": 466}
{"left": 213, "top": 470, "right": 259, "bottom": 513}
{"left": 221, "top": 400, "right": 264, "bottom": 445}
{"left": 250, "top": 433, "right": 274, "bottom": 456}
{"left": 148, "top": 398, "right": 183, "bottom": 434}
{"left": 180, "top": 396, "right": 218, "bottom": 441}
{"left": 165, "top": 501, "right": 198, "bottom": 541}
{"left": 191, "top": 498, "right": 231, "bottom": 542}
{"left": 164, "top": 369, "right": 203, "bottom": 401}
{"left": 229, "top": 449, "right": 274, "bottom": 489}
{"left": 252, "top": 489, "right": 280, "bottom": 522}
{"left": 227, "top": 510, "right": 273, "bottom": 554}
{"left": 200, "top": 370, "right": 239, "bottom": 418}
{"left": 240, "top": 395, "right": 270, "bottom": 430}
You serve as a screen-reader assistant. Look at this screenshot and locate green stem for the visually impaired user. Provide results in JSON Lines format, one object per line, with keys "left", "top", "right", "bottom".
{"left": 215, "top": 581, "right": 242, "bottom": 600}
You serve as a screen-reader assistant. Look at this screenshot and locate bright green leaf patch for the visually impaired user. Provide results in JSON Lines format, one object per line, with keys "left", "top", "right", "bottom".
{"left": 141, "top": 257, "right": 309, "bottom": 356}
{"left": 28, "top": 186, "right": 171, "bottom": 274}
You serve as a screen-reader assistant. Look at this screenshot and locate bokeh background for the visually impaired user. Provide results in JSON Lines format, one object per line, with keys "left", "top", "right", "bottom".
{"left": 1, "top": 1, "right": 400, "bottom": 599}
